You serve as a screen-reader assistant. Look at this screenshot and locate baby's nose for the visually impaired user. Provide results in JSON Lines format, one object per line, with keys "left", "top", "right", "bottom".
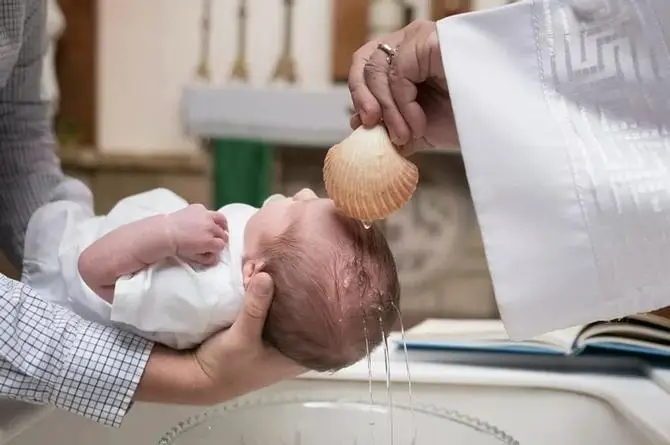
{"left": 293, "top": 188, "right": 317, "bottom": 201}
{"left": 263, "top": 193, "right": 286, "bottom": 206}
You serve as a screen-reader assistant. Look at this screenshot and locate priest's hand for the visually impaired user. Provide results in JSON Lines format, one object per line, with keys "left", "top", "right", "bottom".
{"left": 348, "top": 20, "right": 458, "bottom": 155}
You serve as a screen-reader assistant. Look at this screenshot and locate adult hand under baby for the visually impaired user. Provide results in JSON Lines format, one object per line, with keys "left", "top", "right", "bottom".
{"left": 348, "top": 20, "right": 458, "bottom": 154}
{"left": 192, "top": 272, "right": 305, "bottom": 402}
{"left": 135, "top": 272, "right": 303, "bottom": 404}
{"left": 167, "top": 203, "right": 229, "bottom": 265}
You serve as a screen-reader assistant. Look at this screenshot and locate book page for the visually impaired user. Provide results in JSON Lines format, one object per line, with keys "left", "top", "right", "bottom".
{"left": 576, "top": 323, "right": 670, "bottom": 350}
{"left": 398, "top": 318, "right": 581, "bottom": 354}
{"left": 630, "top": 312, "right": 670, "bottom": 330}
{"left": 579, "top": 335, "right": 670, "bottom": 356}
{"left": 578, "top": 314, "right": 670, "bottom": 346}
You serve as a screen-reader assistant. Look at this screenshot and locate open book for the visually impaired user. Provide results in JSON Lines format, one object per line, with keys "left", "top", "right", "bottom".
{"left": 393, "top": 315, "right": 670, "bottom": 363}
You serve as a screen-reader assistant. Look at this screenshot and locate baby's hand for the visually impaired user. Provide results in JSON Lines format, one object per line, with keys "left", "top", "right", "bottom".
{"left": 166, "top": 204, "right": 228, "bottom": 266}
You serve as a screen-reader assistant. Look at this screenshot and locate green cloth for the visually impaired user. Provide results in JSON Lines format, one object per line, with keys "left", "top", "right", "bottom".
{"left": 211, "top": 139, "right": 274, "bottom": 208}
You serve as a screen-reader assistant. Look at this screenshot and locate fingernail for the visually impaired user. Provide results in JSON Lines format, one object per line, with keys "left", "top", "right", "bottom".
{"left": 389, "top": 131, "right": 399, "bottom": 144}
{"left": 249, "top": 279, "right": 260, "bottom": 294}
{"left": 250, "top": 273, "right": 272, "bottom": 295}
{"left": 360, "top": 104, "right": 374, "bottom": 123}
{"left": 393, "top": 136, "right": 407, "bottom": 146}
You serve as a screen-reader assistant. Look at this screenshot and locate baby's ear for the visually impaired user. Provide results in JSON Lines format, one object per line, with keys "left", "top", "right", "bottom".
{"left": 242, "top": 258, "right": 265, "bottom": 289}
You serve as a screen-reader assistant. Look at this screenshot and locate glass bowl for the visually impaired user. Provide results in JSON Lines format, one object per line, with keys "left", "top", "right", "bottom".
{"left": 158, "top": 394, "right": 520, "bottom": 445}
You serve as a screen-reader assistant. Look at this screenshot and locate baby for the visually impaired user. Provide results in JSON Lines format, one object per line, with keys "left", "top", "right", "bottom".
{"left": 22, "top": 186, "right": 400, "bottom": 372}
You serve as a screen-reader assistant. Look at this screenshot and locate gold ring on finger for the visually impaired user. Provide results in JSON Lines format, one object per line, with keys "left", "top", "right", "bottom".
{"left": 377, "top": 42, "right": 398, "bottom": 65}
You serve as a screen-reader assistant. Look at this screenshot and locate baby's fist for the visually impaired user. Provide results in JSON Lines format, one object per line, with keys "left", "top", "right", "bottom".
{"left": 167, "top": 204, "right": 228, "bottom": 265}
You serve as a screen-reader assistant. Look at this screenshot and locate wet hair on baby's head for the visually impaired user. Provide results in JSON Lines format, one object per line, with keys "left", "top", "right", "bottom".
{"left": 260, "top": 216, "right": 400, "bottom": 372}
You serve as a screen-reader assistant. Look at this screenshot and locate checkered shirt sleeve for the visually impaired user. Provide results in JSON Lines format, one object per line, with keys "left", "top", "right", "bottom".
{"left": 0, "top": 275, "right": 153, "bottom": 427}
{"left": 0, "top": 2, "right": 155, "bottom": 426}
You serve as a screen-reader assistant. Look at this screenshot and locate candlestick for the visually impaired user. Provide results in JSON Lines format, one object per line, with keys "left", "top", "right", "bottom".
{"left": 271, "top": 0, "right": 298, "bottom": 84}
{"left": 195, "top": 0, "right": 213, "bottom": 81}
{"left": 230, "top": 0, "right": 249, "bottom": 82}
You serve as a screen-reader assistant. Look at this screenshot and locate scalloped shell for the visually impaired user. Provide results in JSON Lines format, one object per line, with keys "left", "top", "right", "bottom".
{"left": 323, "top": 125, "right": 419, "bottom": 221}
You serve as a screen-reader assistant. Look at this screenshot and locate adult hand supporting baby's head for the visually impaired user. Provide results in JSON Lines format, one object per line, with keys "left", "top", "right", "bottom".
{"left": 193, "top": 272, "right": 305, "bottom": 402}
{"left": 232, "top": 272, "right": 277, "bottom": 339}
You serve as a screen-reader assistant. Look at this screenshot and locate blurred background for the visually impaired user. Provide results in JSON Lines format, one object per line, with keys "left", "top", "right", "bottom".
{"left": 3, "top": 0, "right": 519, "bottom": 325}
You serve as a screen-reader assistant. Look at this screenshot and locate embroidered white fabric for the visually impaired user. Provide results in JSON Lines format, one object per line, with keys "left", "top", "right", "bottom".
{"left": 437, "top": 0, "right": 670, "bottom": 339}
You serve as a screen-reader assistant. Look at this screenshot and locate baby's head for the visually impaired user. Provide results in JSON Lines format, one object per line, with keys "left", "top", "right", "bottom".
{"left": 242, "top": 188, "right": 400, "bottom": 372}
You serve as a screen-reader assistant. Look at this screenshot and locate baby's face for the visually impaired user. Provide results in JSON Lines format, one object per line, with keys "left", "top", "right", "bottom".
{"left": 247, "top": 188, "right": 320, "bottom": 239}
{"left": 242, "top": 189, "right": 341, "bottom": 284}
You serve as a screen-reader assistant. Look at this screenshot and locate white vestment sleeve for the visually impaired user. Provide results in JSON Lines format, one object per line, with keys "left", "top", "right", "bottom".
{"left": 436, "top": 0, "right": 670, "bottom": 339}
